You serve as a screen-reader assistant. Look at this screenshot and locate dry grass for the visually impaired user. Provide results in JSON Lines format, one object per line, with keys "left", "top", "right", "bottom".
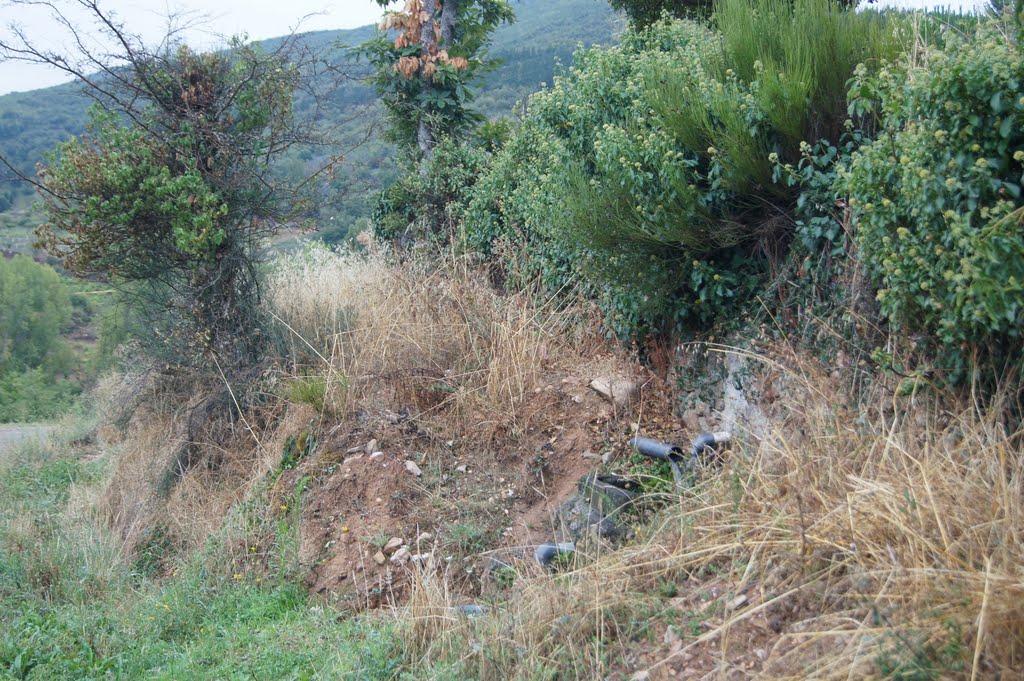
{"left": 95, "top": 240, "right": 601, "bottom": 566}
{"left": 266, "top": 241, "right": 590, "bottom": 441}
{"left": 393, "top": 348, "right": 1024, "bottom": 680}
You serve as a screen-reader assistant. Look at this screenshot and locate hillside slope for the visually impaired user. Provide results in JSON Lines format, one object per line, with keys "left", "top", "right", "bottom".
{"left": 0, "top": 0, "right": 619, "bottom": 240}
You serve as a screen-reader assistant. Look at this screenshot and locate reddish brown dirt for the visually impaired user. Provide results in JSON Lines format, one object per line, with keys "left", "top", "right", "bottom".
{"left": 278, "top": 362, "right": 685, "bottom": 608}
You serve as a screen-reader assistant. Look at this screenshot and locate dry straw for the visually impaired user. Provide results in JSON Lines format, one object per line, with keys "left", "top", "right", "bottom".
{"left": 391, "top": 347, "right": 1024, "bottom": 679}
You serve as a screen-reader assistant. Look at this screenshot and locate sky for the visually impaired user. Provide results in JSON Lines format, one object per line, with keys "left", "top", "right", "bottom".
{"left": 0, "top": 0, "right": 383, "bottom": 95}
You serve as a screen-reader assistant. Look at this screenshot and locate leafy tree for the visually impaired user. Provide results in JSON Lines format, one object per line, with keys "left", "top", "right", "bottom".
{"left": 359, "top": 0, "right": 514, "bottom": 161}
{"left": 608, "top": 0, "right": 704, "bottom": 27}
{"left": 0, "top": 255, "right": 72, "bottom": 374}
{"left": 1, "top": 1, "right": 336, "bottom": 373}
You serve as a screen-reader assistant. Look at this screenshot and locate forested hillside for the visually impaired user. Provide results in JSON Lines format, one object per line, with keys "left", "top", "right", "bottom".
{"left": 0, "top": 0, "right": 617, "bottom": 241}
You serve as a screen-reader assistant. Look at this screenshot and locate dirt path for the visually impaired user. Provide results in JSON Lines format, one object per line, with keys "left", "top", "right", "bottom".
{"left": 0, "top": 425, "right": 53, "bottom": 456}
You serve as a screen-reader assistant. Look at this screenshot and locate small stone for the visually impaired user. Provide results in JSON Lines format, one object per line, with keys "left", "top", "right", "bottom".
{"left": 345, "top": 444, "right": 363, "bottom": 454}
{"left": 365, "top": 438, "right": 378, "bottom": 454}
{"left": 370, "top": 451, "right": 384, "bottom": 460}
{"left": 682, "top": 409, "right": 701, "bottom": 432}
{"left": 590, "top": 377, "right": 639, "bottom": 408}
{"left": 731, "top": 594, "right": 748, "bottom": 610}
{"left": 755, "top": 648, "right": 767, "bottom": 661}
{"left": 601, "top": 451, "right": 615, "bottom": 465}
{"left": 373, "top": 551, "right": 386, "bottom": 565}
{"left": 411, "top": 552, "right": 432, "bottom": 566}
{"left": 382, "top": 537, "right": 404, "bottom": 556}
{"left": 343, "top": 454, "right": 363, "bottom": 465}
{"left": 405, "top": 460, "right": 422, "bottom": 476}
{"left": 390, "top": 547, "right": 411, "bottom": 565}
{"left": 581, "top": 451, "right": 601, "bottom": 461}
{"left": 631, "top": 672, "right": 650, "bottom": 681}
{"left": 663, "top": 625, "right": 680, "bottom": 645}
{"left": 417, "top": 532, "right": 433, "bottom": 544}
{"left": 455, "top": 464, "right": 467, "bottom": 473}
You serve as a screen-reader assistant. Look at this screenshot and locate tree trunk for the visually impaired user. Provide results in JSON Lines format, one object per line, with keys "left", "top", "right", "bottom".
{"left": 418, "top": 0, "right": 439, "bottom": 166}
{"left": 440, "top": 0, "right": 458, "bottom": 48}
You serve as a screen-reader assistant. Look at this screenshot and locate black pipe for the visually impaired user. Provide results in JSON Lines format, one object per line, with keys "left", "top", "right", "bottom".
{"left": 534, "top": 542, "right": 575, "bottom": 567}
{"left": 630, "top": 432, "right": 732, "bottom": 484}
{"left": 690, "top": 431, "right": 731, "bottom": 463}
{"left": 629, "top": 436, "right": 684, "bottom": 461}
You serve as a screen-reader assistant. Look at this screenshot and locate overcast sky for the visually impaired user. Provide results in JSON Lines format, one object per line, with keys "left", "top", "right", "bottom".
{"left": 0, "top": 0, "right": 991, "bottom": 97}
{"left": 0, "top": 0, "right": 383, "bottom": 95}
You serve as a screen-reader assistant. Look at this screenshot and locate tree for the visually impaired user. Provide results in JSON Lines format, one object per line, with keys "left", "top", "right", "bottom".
{"left": 0, "top": 255, "right": 72, "bottom": 374}
{"left": 608, "top": 0, "right": 706, "bottom": 27}
{"left": 360, "top": 0, "right": 514, "bottom": 163}
{"left": 0, "top": 1, "right": 338, "bottom": 373}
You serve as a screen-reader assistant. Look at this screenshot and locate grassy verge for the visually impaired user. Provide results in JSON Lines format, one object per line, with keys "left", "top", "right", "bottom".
{"left": 0, "top": 429, "right": 404, "bottom": 680}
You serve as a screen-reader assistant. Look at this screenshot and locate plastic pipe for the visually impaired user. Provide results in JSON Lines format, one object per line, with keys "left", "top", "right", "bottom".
{"left": 534, "top": 541, "right": 575, "bottom": 567}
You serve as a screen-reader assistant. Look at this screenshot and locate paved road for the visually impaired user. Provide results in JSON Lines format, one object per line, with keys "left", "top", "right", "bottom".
{"left": 0, "top": 425, "right": 53, "bottom": 456}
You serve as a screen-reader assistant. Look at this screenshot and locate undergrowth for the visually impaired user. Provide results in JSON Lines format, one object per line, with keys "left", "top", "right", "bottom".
{"left": 0, "top": 427, "right": 404, "bottom": 680}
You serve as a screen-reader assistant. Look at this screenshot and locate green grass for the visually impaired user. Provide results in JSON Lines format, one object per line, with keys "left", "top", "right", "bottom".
{"left": 0, "top": 434, "right": 405, "bottom": 680}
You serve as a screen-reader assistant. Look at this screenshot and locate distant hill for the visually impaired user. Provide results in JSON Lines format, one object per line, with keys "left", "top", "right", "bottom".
{"left": 0, "top": 0, "right": 619, "bottom": 243}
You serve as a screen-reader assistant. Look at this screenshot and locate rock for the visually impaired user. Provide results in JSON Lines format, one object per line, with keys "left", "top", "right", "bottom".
{"left": 343, "top": 454, "right": 363, "bottom": 465}
{"left": 631, "top": 672, "right": 651, "bottom": 681}
{"left": 730, "top": 594, "right": 748, "bottom": 610}
{"left": 589, "top": 377, "right": 638, "bottom": 408}
{"left": 345, "top": 444, "right": 363, "bottom": 454}
{"left": 581, "top": 451, "right": 601, "bottom": 461}
{"left": 455, "top": 464, "right": 467, "bottom": 473}
{"left": 369, "top": 451, "right": 384, "bottom": 460}
{"left": 405, "top": 460, "right": 422, "bottom": 476}
{"left": 365, "top": 438, "right": 378, "bottom": 454}
{"left": 382, "top": 537, "right": 404, "bottom": 556}
{"left": 390, "top": 547, "right": 411, "bottom": 565}
{"left": 417, "top": 532, "right": 433, "bottom": 544}
{"left": 411, "top": 552, "right": 432, "bottom": 566}
{"left": 664, "top": 625, "right": 681, "bottom": 645}
{"left": 373, "top": 551, "right": 387, "bottom": 565}
{"left": 682, "top": 408, "right": 701, "bottom": 432}
{"left": 601, "top": 451, "right": 615, "bottom": 465}
{"left": 579, "top": 474, "right": 641, "bottom": 515}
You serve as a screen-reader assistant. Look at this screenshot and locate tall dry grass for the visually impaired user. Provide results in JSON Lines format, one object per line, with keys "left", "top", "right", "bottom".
{"left": 395, "top": 348, "right": 1024, "bottom": 679}
{"left": 266, "top": 242, "right": 590, "bottom": 440}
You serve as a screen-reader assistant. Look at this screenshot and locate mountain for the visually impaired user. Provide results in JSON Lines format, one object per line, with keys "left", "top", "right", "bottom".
{"left": 0, "top": 0, "right": 620, "bottom": 242}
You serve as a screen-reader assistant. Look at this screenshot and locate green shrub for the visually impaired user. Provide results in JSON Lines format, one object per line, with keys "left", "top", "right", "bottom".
{"left": 0, "top": 255, "right": 72, "bottom": 374}
{"left": 0, "top": 368, "right": 80, "bottom": 422}
{"left": 372, "top": 137, "right": 488, "bottom": 243}
{"left": 842, "top": 20, "right": 1024, "bottom": 379}
{"left": 461, "top": 4, "right": 899, "bottom": 339}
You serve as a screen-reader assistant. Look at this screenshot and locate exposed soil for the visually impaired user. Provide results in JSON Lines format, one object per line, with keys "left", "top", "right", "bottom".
{"left": 275, "top": 360, "right": 687, "bottom": 608}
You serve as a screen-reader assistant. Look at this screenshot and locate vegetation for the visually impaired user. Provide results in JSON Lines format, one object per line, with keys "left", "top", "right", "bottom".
{"left": 609, "top": 0, "right": 707, "bottom": 26}
{"left": 459, "top": 0, "right": 900, "bottom": 339}
{"left": 842, "top": 20, "right": 1024, "bottom": 380}
{"left": 0, "top": 256, "right": 80, "bottom": 421}
{"left": 3, "top": 1, "right": 1024, "bottom": 680}
{"left": 33, "top": 33, "right": 323, "bottom": 372}
{"left": 0, "top": 0, "right": 617, "bottom": 245}
{"left": 359, "top": 0, "right": 514, "bottom": 160}
{"left": 0, "top": 431, "right": 404, "bottom": 679}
